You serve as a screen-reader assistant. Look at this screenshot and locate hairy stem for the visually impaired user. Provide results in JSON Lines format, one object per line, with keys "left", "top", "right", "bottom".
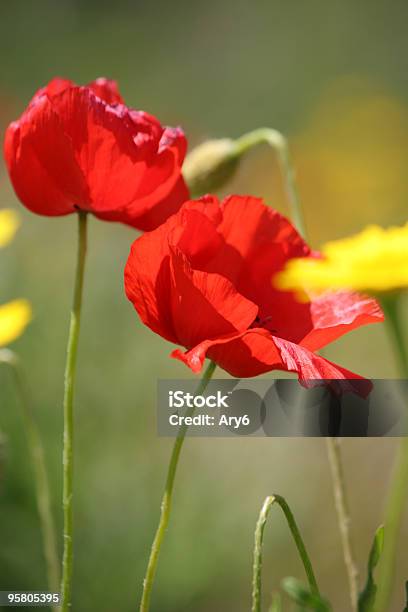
{"left": 61, "top": 211, "right": 88, "bottom": 611}
{"left": 326, "top": 438, "right": 359, "bottom": 610}
{"left": 252, "top": 494, "right": 320, "bottom": 612}
{"left": 139, "top": 360, "right": 217, "bottom": 612}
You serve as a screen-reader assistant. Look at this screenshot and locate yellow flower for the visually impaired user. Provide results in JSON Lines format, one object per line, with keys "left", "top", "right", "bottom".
{"left": 275, "top": 223, "right": 408, "bottom": 296}
{"left": 0, "top": 208, "right": 31, "bottom": 345}
{"left": 0, "top": 209, "right": 20, "bottom": 248}
{"left": 0, "top": 300, "right": 32, "bottom": 347}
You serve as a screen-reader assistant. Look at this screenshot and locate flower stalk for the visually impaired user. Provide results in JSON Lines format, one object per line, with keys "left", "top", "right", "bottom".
{"left": 251, "top": 494, "right": 320, "bottom": 612}
{"left": 256, "top": 126, "right": 359, "bottom": 610}
{"left": 139, "top": 360, "right": 217, "bottom": 612}
{"left": 61, "top": 211, "right": 88, "bottom": 612}
{"left": 375, "top": 295, "right": 408, "bottom": 612}
{"left": 325, "top": 437, "right": 359, "bottom": 610}
{"left": 234, "top": 128, "right": 306, "bottom": 237}
{"left": 0, "top": 349, "right": 59, "bottom": 611}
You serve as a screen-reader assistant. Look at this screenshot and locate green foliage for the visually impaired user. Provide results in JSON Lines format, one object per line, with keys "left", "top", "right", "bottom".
{"left": 282, "top": 577, "right": 331, "bottom": 611}
{"left": 358, "top": 525, "right": 385, "bottom": 612}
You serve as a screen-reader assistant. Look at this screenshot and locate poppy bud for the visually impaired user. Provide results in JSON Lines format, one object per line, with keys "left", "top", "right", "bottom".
{"left": 183, "top": 138, "right": 239, "bottom": 196}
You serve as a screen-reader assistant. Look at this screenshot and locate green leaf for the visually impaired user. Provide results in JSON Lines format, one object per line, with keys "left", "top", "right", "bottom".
{"left": 358, "top": 525, "right": 385, "bottom": 612}
{"left": 368, "top": 525, "right": 384, "bottom": 571}
{"left": 282, "top": 577, "right": 331, "bottom": 611}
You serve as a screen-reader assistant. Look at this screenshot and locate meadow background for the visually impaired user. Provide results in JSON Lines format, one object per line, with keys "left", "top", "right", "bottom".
{"left": 0, "top": 1, "right": 407, "bottom": 610}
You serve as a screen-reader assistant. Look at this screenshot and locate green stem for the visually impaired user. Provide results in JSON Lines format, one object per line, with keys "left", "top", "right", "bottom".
{"left": 240, "top": 127, "right": 357, "bottom": 611}
{"left": 375, "top": 295, "right": 408, "bottom": 612}
{"left": 325, "top": 438, "right": 359, "bottom": 610}
{"left": 139, "top": 360, "right": 217, "bottom": 612}
{"left": 268, "top": 592, "right": 282, "bottom": 612}
{"left": 234, "top": 128, "right": 306, "bottom": 237}
{"left": 61, "top": 211, "right": 88, "bottom": 612}
{"left": 0, "top": 350, "right": 60, "bottom": 611}
{"left": 251, "top": 494, "right": 320, "bottom": 612}
{"left": 381, "top": 295, "right": 408, "bottom": 379}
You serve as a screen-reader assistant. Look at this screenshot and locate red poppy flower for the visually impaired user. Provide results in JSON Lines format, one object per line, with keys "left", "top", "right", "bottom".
{"left": 4, "top": 77, "right": 188, "bottom": 231}
{"left": 124, "top": 195, "right": 383, "bottom": 392}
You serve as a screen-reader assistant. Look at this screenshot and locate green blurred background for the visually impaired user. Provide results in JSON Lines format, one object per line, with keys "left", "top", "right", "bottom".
{"left": 0, "top": 1, "right": 407, "bottom": 610}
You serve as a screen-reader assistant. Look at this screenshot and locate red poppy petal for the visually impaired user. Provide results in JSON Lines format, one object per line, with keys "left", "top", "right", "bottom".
{"left": 272, "top": 336, "right": 372, "bottom": 396}
{"left": 124, "top": 211, "right": 258, "bottom": 346}
{"left": 183, "top": 194, "right": 222, "bottom": 223}
{"left": 160, "top": 126, "right": 187, "bottom": 161}
{"left": 203, "top": 195, "right": 313, "bottom": 341}
{"left": 32, "top": 78, "right": 75, "bottom": 101}
{"left": 169, "top": 248, "right": 258, "bottom": 348}
{"left": 171, "top": 208, "right": 223, "bottom": 267}
{"left": 6, "top": 78, "right": 187, "bottom": 229}
{"left": 5, "top": 87, "right": 151, "bottom": 217}
{"left": 124, "top": 221, "right": 177, "bottom": 344}
{"left": 98, "top": 176, "right": 189, "bottom": 231}
{"left": 172, "top": 329, "right": 370, "bottom": 396}
{"left": 124, "top": 196, "right": 226, "bottom": 339}
{"left": 208, "top": 194, "right": 309, "bottom": 280}
{"left": 5, "top": 79, "right": 139, "bottom": 218}
{"left": 87, "top": 78, "right": 124, "bottom": 104}
{"left": 127, "top": 127, "right": 187, "bottom": 200}
{"left": 4, "top": 96, "right": 88, "bottom": 216}
{"left": 171, "top": 331, "right": 242, "bottom": 373}
{"left": 300, "top": 291, "right": 384, "bottom": 351}
{"left": 50, "top": 87, "right": 148, "bottom": 213}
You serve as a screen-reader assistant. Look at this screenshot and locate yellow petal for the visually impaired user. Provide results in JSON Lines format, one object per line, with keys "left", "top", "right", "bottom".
{"left": 275, "top": 222, "right": 408, "bottom": 295}
{"left": 0, "top": 300, "right": 32, "bottom": 347}
{"left": 0, "top": 209, "right": 20, "bottom": 248}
